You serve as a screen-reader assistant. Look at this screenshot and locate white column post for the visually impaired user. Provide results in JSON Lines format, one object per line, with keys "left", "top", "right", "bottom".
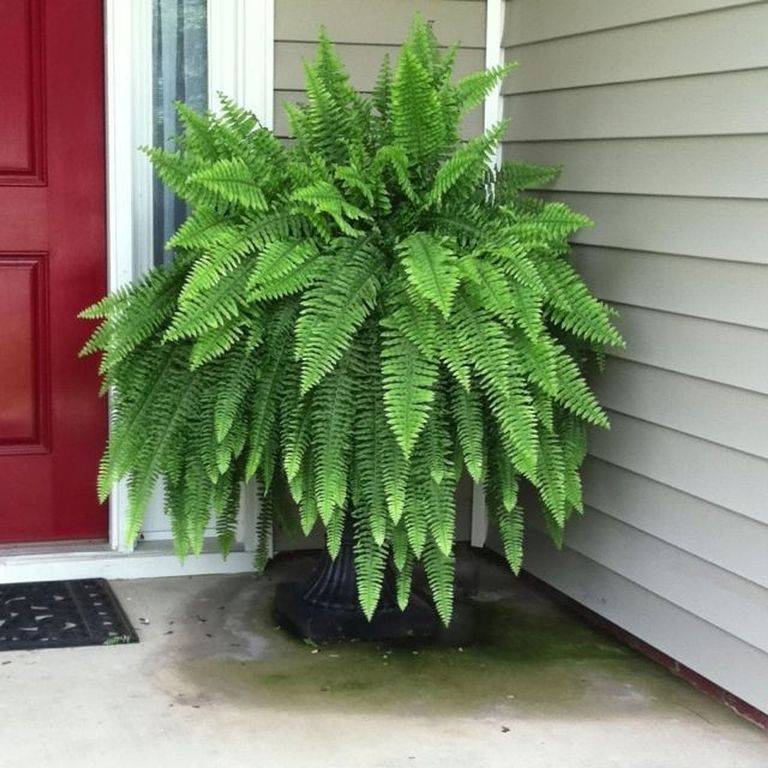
{"left": 483, "top": 0, "right": 506, "bottom": 167}
{"left": 471, "top": 0, "right": 506, "bottom": 548}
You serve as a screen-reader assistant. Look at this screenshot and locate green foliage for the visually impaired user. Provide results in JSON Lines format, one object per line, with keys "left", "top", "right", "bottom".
{"left": 81, "top": 17, "right": 621, "bottom": 628}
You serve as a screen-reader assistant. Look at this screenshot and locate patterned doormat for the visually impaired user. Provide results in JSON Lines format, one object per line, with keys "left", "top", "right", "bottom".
{"left": 0, "top": 579, "right": 138, "bottom": 651}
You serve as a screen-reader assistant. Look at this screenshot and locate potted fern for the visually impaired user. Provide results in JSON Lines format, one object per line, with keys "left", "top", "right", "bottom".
{"left": 82, "top": 18, "right": 621, "bottom": 636}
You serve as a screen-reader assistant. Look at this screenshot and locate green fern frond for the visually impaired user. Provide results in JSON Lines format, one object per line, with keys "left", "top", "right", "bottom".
{"left": 395, "top": 549, "right": 414, "bottom": 611}
{"left": 291, "top": 180, "right": 370, "bottom": 236}
{"left": 535, "top": 428, "right": 567, "bottom": 525}
{"left": 487, "top": 426, "right": 519, "bottom": 514}
{"left": 452, "top": 62, "right": 518, "bottom": 114}
{"left": 142, "top": 147, "right": 202, "bottom": 200}
{"left": 296, "top": 241, "right": 380, "bottom": 392}
{"left": 392, "top": 49, "right": 445, "bottom": 163}
{"left": 351, "top": 338, "right": 389, "bottom": 545}
{"left": 245, "top": 302, "right": 298, "bottom": 480}
{"left": 398, "top": 232, "right": 459, "bottom": 318}
{"left": 213, "top": 470, "right": 239, "bottom": 556}
{"left": 165, "top": 259, "right": 251, "bottom": 342}
{"left": 426, "top": 475, "right": 455, "bottom": 557}
{"left": 541, "top": 258, "right": 625, "bottom": 349}
{"left": 177, "top": 229, "right": 255, "bottom": 303}
{"left": 190, "top": 157, "right": 269, "bottom": 211}
{"left": 164, "top": 476, "right": 190, "bottom": 560}
{"left": 189, "top": 313, "right": 249, "bottom": 369}
{"left": 381, "top": 431, "right": 409, "bottom": 524}
{"left": 124, "top": 360, "right": 202, "bottom": 546}
{"left": 183, "top": 460, "right": 214, "bottom": 556}
{"left": 248, "top": 240, "right": 317, "bottom": 288}
{"left": 326, "top": 506, "right": 346, "bottom": 559}
{"left": 423, "top": 537, "right": 454, "bottom": 626}
{"left": 167, "top": 208, "right": 238, "bottom": 252}
{"left": 453, "top": 300, "right": 538, "bottom": 478}
{"left": 82, "top": 262, "right": 185, "bottom": 373}
{"left": 352, "top": 506, "right": 388, "bottom": 620}
{"left": 374, "top": 144, "right": 417, "bottom": 202}
{"left": 491, "top": 501, "right": 524, "bottom": 575}
{"left": 495, "top": 161, "right": 561, "bottom": 197}
{"left": 427, "top": 121, "right": 508, "bottom": 206}
{"left": 381, "top": 320, "right": 438, "bottom": 458}
{"left": 561, "top": 413, "right": 587, "bottom": 514}
{"left": 372, "top": 54, "right": 393, "bottom": 125}
{"left": 450, "top": 379, "right": 484, "bottom": 481}
{"left": 311, "top": 347, "right": 356, "bottom": 523}
{"left": 552, "top": 345, "right": 610, "bottom": 428}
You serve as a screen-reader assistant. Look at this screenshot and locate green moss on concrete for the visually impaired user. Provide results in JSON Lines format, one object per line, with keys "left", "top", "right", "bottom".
{"left": 157, "top": 559, "right": 755, "bottom": 730}
{"left": 178, "top": 591, "right": 716, "bottom": 720}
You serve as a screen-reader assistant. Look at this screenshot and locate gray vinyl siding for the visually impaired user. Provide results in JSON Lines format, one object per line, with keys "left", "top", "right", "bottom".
{"left": 500, "top": 0, "right": 768, "bottom": 712}
{"left": 273, "top": 0, "right": 487, "bottom": 141}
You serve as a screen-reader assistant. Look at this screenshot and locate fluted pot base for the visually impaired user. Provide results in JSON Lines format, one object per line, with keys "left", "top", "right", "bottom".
{"left": 274, "top": 532, "right": 474, "bottom": 644}
{"left": 274, "top": 580, "right": 474, "bottom": 644}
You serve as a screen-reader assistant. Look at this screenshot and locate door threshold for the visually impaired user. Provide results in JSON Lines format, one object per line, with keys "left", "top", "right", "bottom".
{"left": 0, "top": 539, "right": 111, "bottom": 557}
{"left": 0, "top": 538, "right": 253, "bottom": 584}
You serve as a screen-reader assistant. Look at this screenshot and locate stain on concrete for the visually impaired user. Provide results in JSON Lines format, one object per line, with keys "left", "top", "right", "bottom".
{"left": 153, "top": 554, "right": 756, "bottom": 731}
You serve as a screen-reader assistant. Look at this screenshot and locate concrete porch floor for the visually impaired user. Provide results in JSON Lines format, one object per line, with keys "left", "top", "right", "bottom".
{"left": 1, "top": 551, "right": 766, "bottom": 767}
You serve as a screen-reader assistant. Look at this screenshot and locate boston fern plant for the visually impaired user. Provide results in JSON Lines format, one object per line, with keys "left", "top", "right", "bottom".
{"left": 81, "top": 19, "right": 622, "bottom": 626}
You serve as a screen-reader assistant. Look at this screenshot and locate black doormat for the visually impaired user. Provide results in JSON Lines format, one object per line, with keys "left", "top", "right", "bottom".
{"left": 0, "top": 578, "right": 138, "bottom": 651}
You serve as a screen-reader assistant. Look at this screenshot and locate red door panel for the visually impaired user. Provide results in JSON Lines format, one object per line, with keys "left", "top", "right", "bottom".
{"left": 0, "top": 0, "right": 45, "bottom": 179}
{"left": 0, "top": 254, "right": 49, "bottom": 449}
{"left": 0, "top": 0, "right": 108, "bottom": 543}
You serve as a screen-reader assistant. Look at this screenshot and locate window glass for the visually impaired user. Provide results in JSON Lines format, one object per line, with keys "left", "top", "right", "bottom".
{"left": 152, "top": 0, "right": 207, "bottom": 266}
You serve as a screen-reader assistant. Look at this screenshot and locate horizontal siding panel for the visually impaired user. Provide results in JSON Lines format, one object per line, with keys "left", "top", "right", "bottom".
{"left": 582, "top": 457, "right": 768, "bottom": 588}
{"left": 539, "top": 192, "right": 768, "bottom": 265}
{"left": 275, "top": 42, "right": 483, "bottom": 91}
{"left": 503, "top": 69, "right": 768, "bottom": 140}
{"left": 590, "top": 411, "right": 768, "bottom": 525}
{"left": 276, "top": 0, "right": 485, "bottom": 47}
{"left": 274, "top": 90, "right": 483, "bottom": 139}
{"left": 502, "top": 4, "right": 768, "bottom": 94}
{"left": 573, "top": 246, "right": 768, "bottom": 329}
{"left": 612, "top": 304, "right": 768, "bottom": 394}
{"left": 502, "top": 136, "right": 768, "bottom": 198}
{"left": 527, "top": 505, "right": 768, "bottom": 652}
{"left": 521, "top": 528, "right": 768, "bottom": 713}
{"left": 594, "top": 358, "right": 768, "bottom": 459}
{"left": 502, "top": 0, "right": 757, "bottom": 46}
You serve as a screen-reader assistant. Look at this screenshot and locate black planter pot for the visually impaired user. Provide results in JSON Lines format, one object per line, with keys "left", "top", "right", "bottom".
{"left": 274, "top": 516, "right": 474, "bottom": 644}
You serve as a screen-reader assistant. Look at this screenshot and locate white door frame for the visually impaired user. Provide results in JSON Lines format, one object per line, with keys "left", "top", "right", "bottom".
{"left": 0, "top": 0, "right": 274, "bottom": 583}
{"left": 105, "top": 0, "right": 274, "bottom": 553}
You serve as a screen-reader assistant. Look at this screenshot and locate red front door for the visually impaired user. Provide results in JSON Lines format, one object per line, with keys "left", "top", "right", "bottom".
{"left": 0, "top": 0, "right": 108, "bottom": 543}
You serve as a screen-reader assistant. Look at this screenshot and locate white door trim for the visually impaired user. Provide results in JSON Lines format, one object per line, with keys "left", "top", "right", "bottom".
{"left": 0, "top": 544, "right": 255, "bottom": 584}
{"left": 104, "top": 0, "right": 154, "bottom": 552}
{"left": 208, "top": 0, "right": 274, "bottom": 128}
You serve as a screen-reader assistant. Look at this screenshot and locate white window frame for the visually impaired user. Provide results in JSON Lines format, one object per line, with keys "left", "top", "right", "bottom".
{"left": 104, "top": 0, "right": 274, "bottom": 555}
